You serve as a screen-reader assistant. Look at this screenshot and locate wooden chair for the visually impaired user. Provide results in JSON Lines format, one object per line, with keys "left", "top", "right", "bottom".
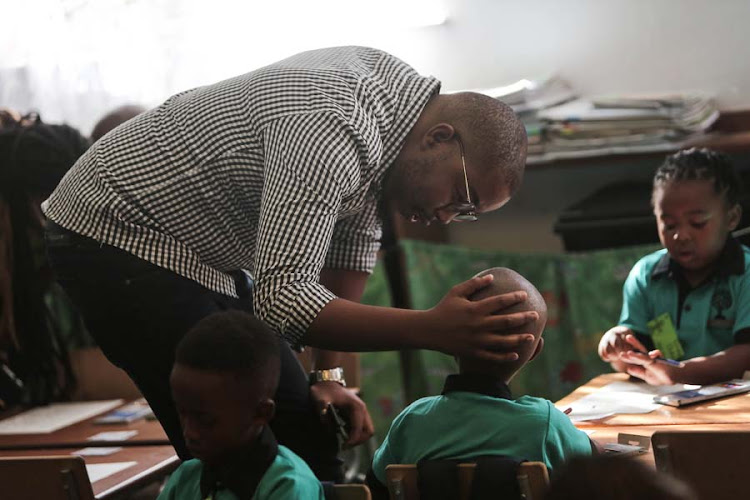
{"left": 652, "top": 430, "right": 750, "bottom": 500}
{"left": 385, "top": 462, "right": 549, "bottom": 500}
{"left": 0, "top": 456, "right": 95, "bottom": 500}
{"left": 332, "top": 483, "right": 373, "bottom": 500}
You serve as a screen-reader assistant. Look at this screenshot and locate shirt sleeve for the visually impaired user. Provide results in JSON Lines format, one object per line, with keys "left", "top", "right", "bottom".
{"left": 156, "top": 462, "right": 186, "bottom": 500}
{"left": 543, "top": 401, "right": 593, "bottom": 475}
{"left": 618, "top": 258, "right": 651, "bottom": 336}
{"left": 254, "top": 112, "right": 366, "bottom": 348}
{"left": 733, "top": 266, "right": 750, "bottom": 343}
{"left": 325, "top": 199, "right": 382, "bottom": 273}
{"left": 371, "top": 419, "right": 402, "bottom": 485}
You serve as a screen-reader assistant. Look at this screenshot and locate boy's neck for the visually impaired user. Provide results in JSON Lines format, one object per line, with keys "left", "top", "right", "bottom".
{"left": 458, "top": 366, "right": 513, "bottom": 386}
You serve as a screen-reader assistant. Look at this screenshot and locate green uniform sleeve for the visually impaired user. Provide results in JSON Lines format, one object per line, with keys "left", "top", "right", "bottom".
{"left": 371, "top": 418, "right": 402, "bottom": 485}
{"left": 733, "top": 263, "right": 750, "bottom": 340}
{"left": 543, "top": 401, "right": 593, "bottom": 475}
{"left": 618, "top": 258, "right": 651, "bottom": 335}
{"left": 157, "top": 462, "right": 186, "bottom": 500}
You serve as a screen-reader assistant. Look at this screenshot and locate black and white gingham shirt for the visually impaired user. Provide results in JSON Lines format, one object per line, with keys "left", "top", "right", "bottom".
{"left": 42, "top": 46, "right": 441, "bottom": 347}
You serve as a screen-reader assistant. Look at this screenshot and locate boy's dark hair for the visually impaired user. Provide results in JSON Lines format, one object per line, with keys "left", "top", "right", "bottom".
{"left": 653, "top": 148, "right": 743, "bottom": 206}
{"left": 175, "top": 311, "right": 281, "bottom": 397}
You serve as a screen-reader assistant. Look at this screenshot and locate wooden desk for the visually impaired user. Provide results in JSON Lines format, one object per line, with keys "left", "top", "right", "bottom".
{"left": 0, "top": 445, "right": 179, "bottom": 499}
{"left": 0, "top": 405, "right": 170, "bottom": 450}
{"left": 556, "top": 373, "right": 750, "bottom": 426}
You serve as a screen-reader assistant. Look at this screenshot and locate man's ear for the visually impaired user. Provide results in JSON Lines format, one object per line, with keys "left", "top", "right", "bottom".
{"left": 728, "top": 203, "right": 742, "bottom": 231}
{"left": 253, "top": 398, "right": 276, "bottom": 426}
{"left": 528, "top": 337, "right": 544, "bottom": 362}
{"left": 422, "top": 123, "right": 456, "bottom": 148}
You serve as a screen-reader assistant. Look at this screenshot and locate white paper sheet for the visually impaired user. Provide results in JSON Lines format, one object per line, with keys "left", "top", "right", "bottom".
{"left": 73, "top": 447, "right": 123, "bottom": 456}
{"left": 559, "top": 381, "right": 693, "bottom": 422}
{"left": 85, "top": 461, "right": 137, "bottom": 483}
{"left": 0, "top": 400, "right": 123, "bottom": 434}
{"left": 87, "top": 430, "right": 138, "bottom": 441}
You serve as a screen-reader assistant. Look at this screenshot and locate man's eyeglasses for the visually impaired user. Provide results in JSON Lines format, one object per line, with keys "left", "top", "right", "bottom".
{"left": 453, "top": 136, "right": 478, "bottom": 222}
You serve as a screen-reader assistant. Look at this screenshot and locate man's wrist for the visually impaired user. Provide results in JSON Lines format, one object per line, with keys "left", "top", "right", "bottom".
{"left": 309, "top": 367, "right": 347, "bottom": 387}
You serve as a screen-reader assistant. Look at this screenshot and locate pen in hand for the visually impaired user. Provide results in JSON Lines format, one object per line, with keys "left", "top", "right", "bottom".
{"left": 630, "top": 349, "right": 684, "bottom": 367}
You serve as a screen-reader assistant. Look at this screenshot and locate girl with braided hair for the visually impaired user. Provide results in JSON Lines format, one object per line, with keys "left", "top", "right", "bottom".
{"left": 0, "top": 110, "right": 89, "bottom": 406}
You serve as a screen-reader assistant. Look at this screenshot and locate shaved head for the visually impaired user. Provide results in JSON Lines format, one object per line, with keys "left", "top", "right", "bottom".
{"left": 461, "top": 267, "right": 547, "bottom": 381}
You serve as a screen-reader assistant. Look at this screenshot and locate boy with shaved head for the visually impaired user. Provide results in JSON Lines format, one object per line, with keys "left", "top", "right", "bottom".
{"left": 368, "top": 268, "right": 593, "bottom": 496}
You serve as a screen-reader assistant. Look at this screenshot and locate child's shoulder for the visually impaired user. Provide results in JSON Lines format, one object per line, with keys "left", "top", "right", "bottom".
{"left": 255, "top": 446, "right": 323, "bottom": 499}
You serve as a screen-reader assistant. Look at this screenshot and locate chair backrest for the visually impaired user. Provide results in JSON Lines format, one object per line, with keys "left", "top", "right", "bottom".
{"left": 385, "top": 461, "right": 549, "bottom": 500}
{"left": 652, "top": 430, "right": 750, "bottom": 500}
{"left": 0, "top": 455, "right": 95, "bottom": 500}
{"left": 333, "top": 484, "right": 372, "bottom": 500}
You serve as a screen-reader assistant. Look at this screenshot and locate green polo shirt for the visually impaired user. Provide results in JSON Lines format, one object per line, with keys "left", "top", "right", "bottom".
{"left": 158, "top": 445, "right": 324, "bottom": 500}
{"left": 371, "top": 374, "right": 592, "bottom": 484}
{"left": 619, "top": 238, "right": 750, "bottom": 360}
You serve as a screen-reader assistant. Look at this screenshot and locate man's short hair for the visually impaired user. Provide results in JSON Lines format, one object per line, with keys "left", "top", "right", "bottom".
{"left": 175, "top": 311, "right": 281, "bottom": 397}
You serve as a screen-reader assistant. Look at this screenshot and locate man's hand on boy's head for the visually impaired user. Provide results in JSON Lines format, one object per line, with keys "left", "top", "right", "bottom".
{"left": 619, "top": 348, "right": 681, "bottom": 385}
{"left": 310, "top": 381, "right": 374, "bottom": 448}
{"left": 424, "top": 274, "right": 538, "bottom": 364}
{"left": 598, "top": 326, "right": 637, "bottom": 362}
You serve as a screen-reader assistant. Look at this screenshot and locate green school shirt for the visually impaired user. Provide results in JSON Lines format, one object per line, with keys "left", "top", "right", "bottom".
{"left": 371, "top": 374, "right": 592, "bottom": 484}
{"left": 619, "top": 239, "right": 750, "bottom": 360}
{"left": 158, "top": 445, "right": 324, "bottom": 500}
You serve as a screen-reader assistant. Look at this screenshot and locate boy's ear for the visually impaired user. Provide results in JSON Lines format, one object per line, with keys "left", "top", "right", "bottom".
{"left": 528, "top": 337, "right": 544, "bottom": 362}
{"left": 728, "top": 203, "right": 742, "bottom": 231}
{"left": 253, "top": 398, "right": 276, "bottom": 426}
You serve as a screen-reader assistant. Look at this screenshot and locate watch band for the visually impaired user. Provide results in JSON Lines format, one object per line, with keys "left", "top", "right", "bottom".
{"left": 309, "top": 367, "right": 347, "bottom": 387}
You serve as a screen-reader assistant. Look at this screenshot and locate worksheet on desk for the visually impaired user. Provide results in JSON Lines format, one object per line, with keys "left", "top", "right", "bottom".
{"left": 85, "top": 461, "right": 137, "bottom": 483}
{"left": 558, "top": 381, "right": 693, "bottom": 422}
{"left": 0, "top": 400, "right": 123, "bottom": 434}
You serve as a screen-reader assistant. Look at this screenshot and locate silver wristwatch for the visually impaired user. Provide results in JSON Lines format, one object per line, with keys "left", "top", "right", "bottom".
{"left": 309, "top": 367, "right": 347, "bottom": 387}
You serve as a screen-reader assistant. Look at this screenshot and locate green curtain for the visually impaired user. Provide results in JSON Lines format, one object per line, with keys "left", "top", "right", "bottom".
{"left": 358, "top": 239, "right": 660, "bottom": 442}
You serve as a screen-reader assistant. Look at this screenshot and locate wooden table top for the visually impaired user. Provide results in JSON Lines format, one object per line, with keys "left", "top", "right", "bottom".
{"left": 0, "top": 445, "right": 179, "bottom": 499}
{"left": 556, "top": 373, "right": 750, "bottom": 427}
{"left": 0, "top": 402, "right": 170, "bottom": 450}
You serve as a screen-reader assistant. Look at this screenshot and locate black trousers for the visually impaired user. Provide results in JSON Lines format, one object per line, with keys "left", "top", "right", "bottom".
{"left": 44, "top": 222, "right": 342, "bottom": 481}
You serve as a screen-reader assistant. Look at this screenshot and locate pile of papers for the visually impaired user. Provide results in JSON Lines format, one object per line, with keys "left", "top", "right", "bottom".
{"left": 536, "top": 94, "right": 719, "bottom": 161}
{"left": 457, "top": 77, "right": 720, "bottom": 163}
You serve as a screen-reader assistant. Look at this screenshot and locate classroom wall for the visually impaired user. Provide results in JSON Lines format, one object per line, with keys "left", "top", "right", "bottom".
{"left": 416, "top": 0, "right": 750, "bottom": 110}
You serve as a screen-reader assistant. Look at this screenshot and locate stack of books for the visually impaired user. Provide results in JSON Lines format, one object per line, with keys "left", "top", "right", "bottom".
{"left": 533, "top": 94, "right": 719, "bottom": 162}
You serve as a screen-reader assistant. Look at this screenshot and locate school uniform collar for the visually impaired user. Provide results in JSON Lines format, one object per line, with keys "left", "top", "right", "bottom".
{"left": 651, "top": 237, "right": 745, "bottom": 281}
{"left": 199, "top": 425, "right": 278, "bottom": 500}
{"left": 441, "top": 373, "right": 513, "bottom": 400}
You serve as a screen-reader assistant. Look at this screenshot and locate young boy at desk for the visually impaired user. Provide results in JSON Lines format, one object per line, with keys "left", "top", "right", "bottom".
{"left": 158, "top": 311, "right": 324, "bottom": 500}
{"left": 599, "top": 148, "right": 750, "bottom": 386}
{"left": 366, "top": 268, "right": 594, "bottom": 497}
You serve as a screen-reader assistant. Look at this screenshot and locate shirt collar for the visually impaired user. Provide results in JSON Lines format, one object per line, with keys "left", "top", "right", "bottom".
{"left": 651, "top": 237, "right": 745, "bottom": 281}
{"left": 441, "top": 373, "right": 513, "bottom": 400}
{"left": 199, "top": 425, "right": 278, "bottom": 500}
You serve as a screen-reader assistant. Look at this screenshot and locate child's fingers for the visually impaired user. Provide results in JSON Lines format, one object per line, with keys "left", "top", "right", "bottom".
{"left": 624, "top": 334, "right": 649, "bottom": 353}
{"left": 619, "top": 350, "right": 654, "bottom": 366}
{"left": 649, "top": 349, "right": 663, "bottom": 359}
{"left": 626, "top": 365, "right": 647, "bottom": 381}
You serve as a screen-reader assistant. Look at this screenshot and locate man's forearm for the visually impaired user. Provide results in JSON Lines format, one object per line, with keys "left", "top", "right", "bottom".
{"left": 306, "top": 298, "right": 431, "bottom": 351}
{"left": 311, "top": 268, "right": 373, "bottom": 370}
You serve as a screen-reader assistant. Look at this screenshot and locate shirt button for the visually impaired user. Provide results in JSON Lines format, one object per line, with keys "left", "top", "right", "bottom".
{"left": 684, "top": 304, "right": 691, "bottom": 312}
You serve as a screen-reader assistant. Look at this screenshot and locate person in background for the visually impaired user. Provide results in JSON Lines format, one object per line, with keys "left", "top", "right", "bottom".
{"left": 599, "top": 148, "right": 750, "bottom": 385}
{"left": 42, "top": 46, "right": 533, "bottom": 479}
{"left": 0, "top": 110, "right": 89, "bottom": 406}
{"left": 159, "top": 310, "right": 324, "bottom": 500}
{"left": 90, "top": 104, "right": 146, "bottom": 142}
{"left": 367, "top": 267, "right": 594, "bottom": 498}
